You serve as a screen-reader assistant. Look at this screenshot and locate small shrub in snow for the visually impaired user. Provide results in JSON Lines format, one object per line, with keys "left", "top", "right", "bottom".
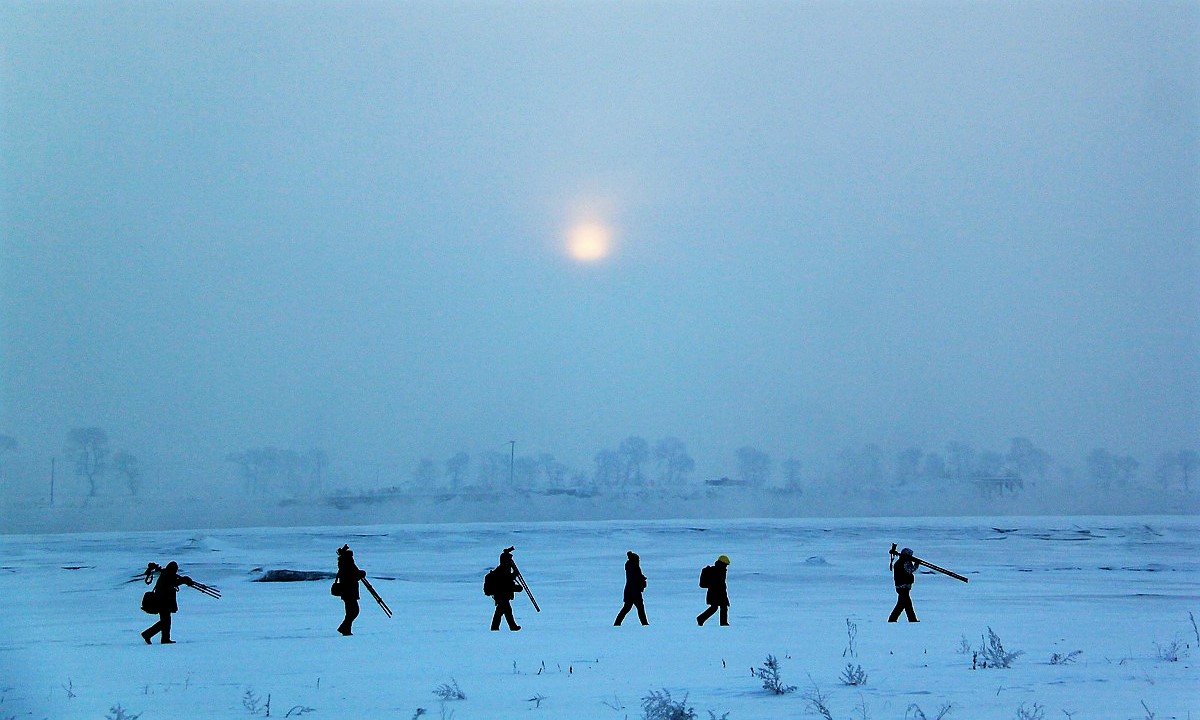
{"left": 972, "top": 627, "right": 1024, "bottom": 669}
{"left": 433, "top": 679, "right": 466, "bottom": 701}
{"left": 1049, "top": 650, "right": 1082, "bottom": 665}
{"left": 1153, "top": 635, "right": 1189, "bottom": 662}
{"left": 843, "top": 618, "right": 859, "bottom": 657}
{"left": 905, "top": 703, "right": 952, "bottom": 720}
{"left": 753, "top": 654, "right": 796, "bottom": 695}
{"left": 955, "top": 635, "right": 972, "bottom": 655}
{"left": 839, "top": 663, "right": 868, "bottom": 686}
{"left": 1014, "top": 702, "right": 1044, "bottom": 720}
{"left": 106, "top": 705, "right": 142, "bottom": 720}
{"left": 801, "top": 683, "right": 833, "bottom": 720}
{"left": 640, "top": 689, "right": 696, "bottom": 720}
{"left": 242, "top": 689, "right": 268, "bottom": 716}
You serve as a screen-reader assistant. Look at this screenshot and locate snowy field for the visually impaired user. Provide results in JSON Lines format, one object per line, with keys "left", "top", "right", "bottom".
{"left": 1, "top": 516, "right": 1197, "bottom": 720}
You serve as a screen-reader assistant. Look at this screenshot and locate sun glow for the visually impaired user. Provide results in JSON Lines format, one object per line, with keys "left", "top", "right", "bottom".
{"left": 566, "top": 221, "right": 613, "bottom": 263}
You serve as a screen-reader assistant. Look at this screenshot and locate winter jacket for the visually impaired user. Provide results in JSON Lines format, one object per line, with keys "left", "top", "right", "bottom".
{"left": 153, "top": 567, "right": 192, "bottom": 614}
{"left": 704, "top": 563, "right": 729, "bottom": 607}
{"left": 487, "top": 566, "right": 522, "bottom": 602}
{"left": 893, "top": 557, "right": 917, "bottom": 590}
{"left": 337, "top": 554, "right": 365, "bottom": 600}
{"left": 623, "top": 557, "right": 647, "bottom": 603}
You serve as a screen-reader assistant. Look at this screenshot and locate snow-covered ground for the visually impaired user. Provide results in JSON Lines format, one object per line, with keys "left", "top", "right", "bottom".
{"left": 2, "top": 516, "right": 1196, "bottom": 719}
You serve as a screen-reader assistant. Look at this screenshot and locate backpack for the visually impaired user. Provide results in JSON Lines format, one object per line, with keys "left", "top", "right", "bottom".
{"left": 699, "top": 565, "right": 714, "bottom": 588}
{"left": 483, "top": 568, "right": 501, "bottom": 596}
{"left": 141, "top": 590, "right": 159, "bottom": 615}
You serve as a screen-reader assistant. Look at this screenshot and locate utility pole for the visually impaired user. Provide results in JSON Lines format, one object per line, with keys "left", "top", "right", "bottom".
{"left": 508, "top": 441, "right": 516, "bottom": 487}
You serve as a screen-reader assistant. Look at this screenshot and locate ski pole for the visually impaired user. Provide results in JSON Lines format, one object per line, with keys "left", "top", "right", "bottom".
{"left": 361, "top": 578, "right": 392, "bottom": 618}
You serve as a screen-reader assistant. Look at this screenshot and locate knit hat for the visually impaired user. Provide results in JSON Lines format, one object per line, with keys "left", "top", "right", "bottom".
{"left": 716, "top": 555, "right": 731, "bottom": 565}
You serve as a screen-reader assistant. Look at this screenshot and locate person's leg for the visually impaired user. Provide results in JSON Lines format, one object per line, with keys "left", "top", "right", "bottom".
{"left": 697, "top": 605, "right": 718, "bottom": 625}
{"left": 615, "top": 602, "right": 632, "bottom": 626}
{"left": 888, "top": 591, "right": 904, "bottom": 622}
{"left": 903, "top": 590, "right": 918, "bottom": 622}
{"left": 339, "top": 598, "right": 359, "bottom": 635}
{"left": 160, "top": 612, "right": 174, "bottom": 643}
{"left": 719, "top": 605, "right": 729, "bottom": 626}
{"left": 142, "top": 615, "right": 164, "bottom": 643}
{"left": 635, "top": 600, "right": 648, "bottom": 626}
{"left": 491, "top": 603, "right": 504, "bottom": 631}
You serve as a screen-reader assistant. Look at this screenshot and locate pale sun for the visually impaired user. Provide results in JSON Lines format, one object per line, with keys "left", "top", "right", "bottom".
{"left": 566, "top": 222, "right": 613, "bottom": 262}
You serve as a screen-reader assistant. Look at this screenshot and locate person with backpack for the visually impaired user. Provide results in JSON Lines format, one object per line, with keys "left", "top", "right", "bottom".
{"left": 334, "top": 544, "right": 366, "bottom": 636}
{"left": 484, "top": 548, "right": 523, "bottom": 631}
{"left": 696, "top": 555, "right": 730, "bottom": 626}
{"left": 888, "top": 546, "right": 920, "bottom": 622}
{"left": 613, "top": 550, "right": 649, "bottom": 626}
{"left": 140, "top": 561, "right": 194, "bottom": 644}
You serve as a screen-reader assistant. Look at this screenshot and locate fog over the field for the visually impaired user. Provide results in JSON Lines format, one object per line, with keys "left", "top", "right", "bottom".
{"left": 1, "top": 2, "right": 1197, "bottom": 519}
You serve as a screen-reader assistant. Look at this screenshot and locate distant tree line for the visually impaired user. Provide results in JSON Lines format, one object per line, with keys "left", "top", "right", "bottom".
{"left": 0, "top": 427, "right": 1195, "bottom": 502}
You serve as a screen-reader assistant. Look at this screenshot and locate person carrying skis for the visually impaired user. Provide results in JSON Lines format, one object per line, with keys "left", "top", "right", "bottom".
{"left": 484, "top": 548, "right": 522, "bottom": 631}
{"left": 335, "top": 544, "right": 366, "bottom": 636}
{"left": 140, "top": 561, "right": 194, "bottom": 644}
{"left": 888, "top": 546, "right": 920, "bottom": 622}
{"left": 696, "top": 555, "right": 730, "bottom": 626}
{"left": 614, "top": 550, "right": 649, "bottom": 626}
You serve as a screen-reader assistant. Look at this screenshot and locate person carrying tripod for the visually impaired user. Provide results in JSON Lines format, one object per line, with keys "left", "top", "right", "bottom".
{"left": 483, "top": 548, "right": 523, "bottom": 631}
{"left": 888, "top": 547, "right": 920, "bottom": 622}
{"left": 334, "top": 544, "right": 367, "bottom": 635}
{"left": 140, "top": 561, "right": 194, "bottom": 644}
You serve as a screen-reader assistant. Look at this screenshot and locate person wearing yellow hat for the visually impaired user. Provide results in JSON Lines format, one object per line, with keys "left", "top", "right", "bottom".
{"left": 696, "top": 555, "right": 731, "bottom": 626}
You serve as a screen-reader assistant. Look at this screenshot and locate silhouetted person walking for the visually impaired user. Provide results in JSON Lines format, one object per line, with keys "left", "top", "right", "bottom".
{"left": 335, "top": 544, "right": 366, "bottom": 635}
{"left": 614, "top": 551, "right": 649, "bottom": 626}
{"left": 484, "top": 548, "right": 522, "bottom": 631}
{"left": 888, "top": 546, "right": 919, "bottom": 622}
{"left": 696, "top": 555, "right": 730, "bottom": 626}
{"left": 141, "top": 561, "right": 193, "bottom": 644}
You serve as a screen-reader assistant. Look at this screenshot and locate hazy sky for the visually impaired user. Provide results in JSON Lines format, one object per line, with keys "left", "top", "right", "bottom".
{"left": 2, "top": 1, "right": 1197, "bottom": 480}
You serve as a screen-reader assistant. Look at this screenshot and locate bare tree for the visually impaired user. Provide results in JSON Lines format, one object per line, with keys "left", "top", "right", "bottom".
{"left": 735, "top": 446, "right": 772, "bottom": 488}
{"left": 619, "top": 436, "right": 650, "bottom": 487}
{"left": 1087, "top": 448, "right": 1139, "bottom": 488}
{"left": 475, "top": 449, "right": 507, "bottom": 490}
{"left": 1156, "top": 450, "right": 1198, "bottom": 492}
{"left": 593, "top": 449, "right": 622, "bottom": 490}
{"left": 445, "top": 451, "right": 470, "bottom": 490}
{"left": 112, "top": 451, "right": 141, "bottom": 496}
{"left": 895, "top": 447, "right": 923, "bottom": 486}
{"left": 537, "top": 453, "right": 567, "bottom": 488}
{"left": 412, "top": 458, "right": 438, "bottom": 490}
{"left": 66, "top": 427, "right": 110, "bottom": 497}
{"left": 654, "top": 436, "right": 694, "bottom": 487}
{"left": 944, "top": 442, "right": 976, "bottom": 481}
{"left": 1006, "top": 437, "right": 1051, "bottom": 481}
